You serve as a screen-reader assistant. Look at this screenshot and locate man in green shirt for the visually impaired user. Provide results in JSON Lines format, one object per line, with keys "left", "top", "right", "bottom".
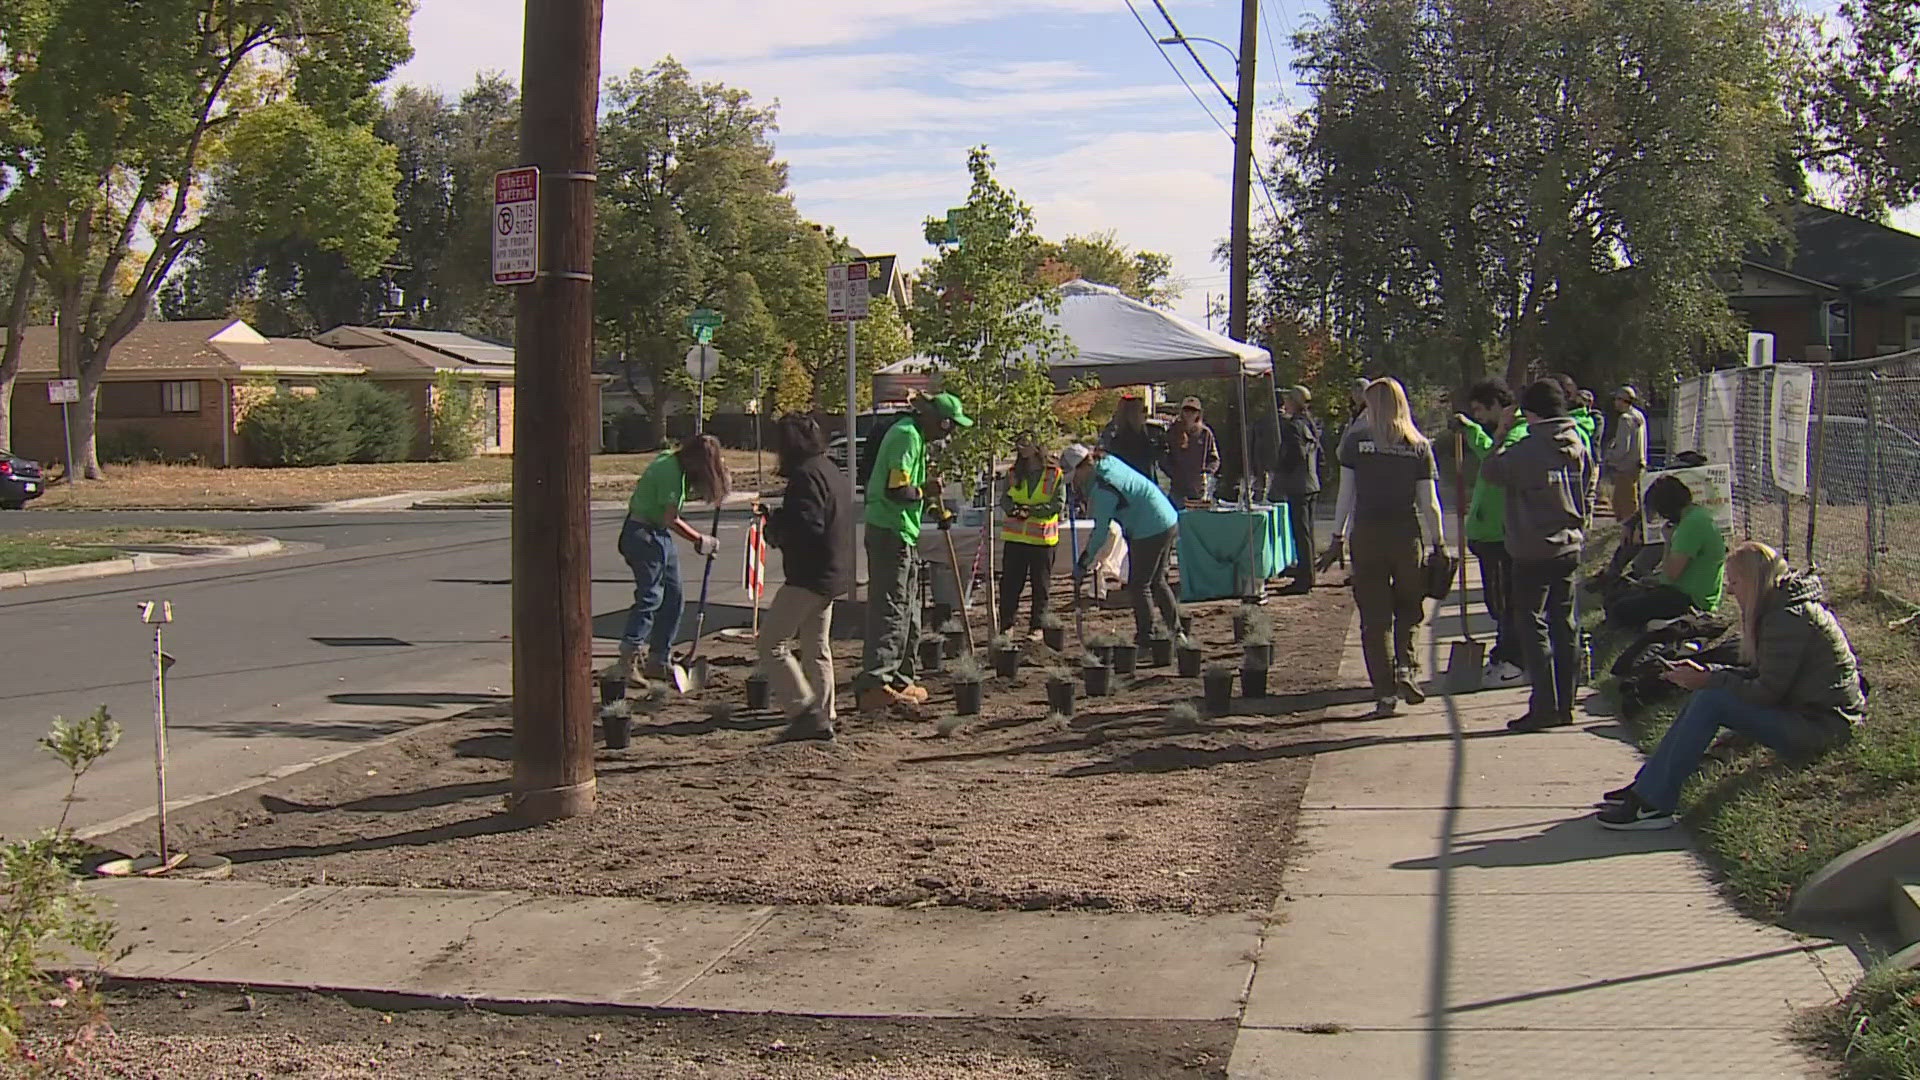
{"left": 857, "top": 392, "right": 973, "bottom": 713}
{"left": 1453, "top": 380, "right": 1529, "bottom": 687}
{"left": 1603, "top": 475, "right": 1726, "bottom": 628}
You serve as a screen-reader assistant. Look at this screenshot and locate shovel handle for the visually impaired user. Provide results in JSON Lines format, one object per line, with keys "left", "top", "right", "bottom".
{"left": 679, "top": 501, "right": 727, "bottom": 665}
{"left": 1454, "top": 432, "right": 1475, "bottom": 643}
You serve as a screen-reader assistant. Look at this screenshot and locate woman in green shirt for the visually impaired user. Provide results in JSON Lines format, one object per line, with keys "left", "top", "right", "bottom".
{"left": 617, "top": 434, "right": 731, "bottom": 682}
{"left": 1603, "top": 475, "right": 1725, "bottom": 629}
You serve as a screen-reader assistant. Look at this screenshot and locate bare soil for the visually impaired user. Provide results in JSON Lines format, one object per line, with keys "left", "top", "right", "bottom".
{"left": 46, "top": 983, "right": 1232, "bottom": 1079}
{"left": 107, "top": 585, "right": 1356, "bottom": 914}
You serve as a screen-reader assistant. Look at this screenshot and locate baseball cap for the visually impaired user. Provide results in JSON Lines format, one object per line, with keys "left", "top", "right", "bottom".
{"left": 1613, "top": 385, "right": 1640, "bottom": 404}
{"left": 1180, "top": 396, "right": 1204, "bottom": 411}
{"left": 1290, "top": 385, "right": 1312, "bottom": 404}
{"left": 1059, "top": 444, "right": 1092, "bottom": 471}
{"left": 924, "top": 392, "right": 975, "bottom": 428}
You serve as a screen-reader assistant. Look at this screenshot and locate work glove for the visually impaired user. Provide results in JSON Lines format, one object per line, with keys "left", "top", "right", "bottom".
{"left": 1315, "top": 535, "right": 1346, "bottom": 574}
{"left": 933, "top": 507, "right": 956, "bottom": 532}
{"left": 695, "top": 534, "right": 721, "bottom": 558}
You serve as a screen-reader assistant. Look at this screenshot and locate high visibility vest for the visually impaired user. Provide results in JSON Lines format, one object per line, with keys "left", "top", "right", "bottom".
{"left": 1002, "top": 466, "right": 1063, "bottom": 546}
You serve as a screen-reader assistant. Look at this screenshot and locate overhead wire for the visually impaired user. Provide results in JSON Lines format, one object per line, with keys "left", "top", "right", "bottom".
{"left": 1123, "top": 0, "right": 1234, "bottom": 141}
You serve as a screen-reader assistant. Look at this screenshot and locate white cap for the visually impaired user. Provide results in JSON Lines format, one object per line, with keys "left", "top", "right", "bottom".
{"left": 1059, "top": 444, "right": 1092, "bottom": 471}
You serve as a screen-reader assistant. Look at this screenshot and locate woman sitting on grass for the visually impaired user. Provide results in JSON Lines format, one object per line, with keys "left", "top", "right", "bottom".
{"left": 1598, "top": 542, "right": 1864, "bottom": 831}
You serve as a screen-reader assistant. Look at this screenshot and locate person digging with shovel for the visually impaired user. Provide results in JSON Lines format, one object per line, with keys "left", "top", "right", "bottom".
{"left": 613, "top": 434, "right": 731, "bottom": 688}
{"left": 855, "top": 392, "right": 973, "bottom": 715}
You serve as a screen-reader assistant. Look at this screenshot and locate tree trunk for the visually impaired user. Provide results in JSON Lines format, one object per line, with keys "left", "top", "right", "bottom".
{"left": 0, "top": 224, "right": 41, "bottom": 453}
{"left": 74, "top": 359, "right": 107, "bottom": 479}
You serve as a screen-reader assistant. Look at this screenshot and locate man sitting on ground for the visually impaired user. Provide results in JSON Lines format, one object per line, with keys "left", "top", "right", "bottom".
{"left": 1604, "top": 475, "right": 1726, "bottom": 629}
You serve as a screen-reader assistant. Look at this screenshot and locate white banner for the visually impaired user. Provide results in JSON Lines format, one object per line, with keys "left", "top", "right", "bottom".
{"left": 1703, "top": 370, "right": 1741, "bottom": 470}
{"left": 1672, "top": 378, "right": 1701, "bottom": 456}
{"left": 1770, "top": 364, "right": 1814, "bottom": 496}
{"left": 1642, "top": 463, "right": 1735, "bottom": 534}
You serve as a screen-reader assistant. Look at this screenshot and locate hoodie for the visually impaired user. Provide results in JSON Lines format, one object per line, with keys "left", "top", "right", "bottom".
{"left": 1460, "top": 416, "right": 1527, "bottom": 544}
{"left": 1705, "top": 572, "right": 1865, "bottom": 726}
{"left": 1479, "top": 416, "right": 1595, "bottom": 561}
{"left": 1569, "top": 407, "right": 1598, "bottom": 453}
{"left": 766, "top": 454, "right": 854, "bottom": 599}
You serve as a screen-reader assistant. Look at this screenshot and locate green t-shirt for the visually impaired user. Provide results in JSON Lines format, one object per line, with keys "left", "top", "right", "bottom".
{"left": 864, "top": 420, "right": 928, "bottom": 542}
{"left": 628, "top": 451, "right": 686, "bottom": 526}
{"left": 1665, "top": 504, "right": 1726, "bottom": 611}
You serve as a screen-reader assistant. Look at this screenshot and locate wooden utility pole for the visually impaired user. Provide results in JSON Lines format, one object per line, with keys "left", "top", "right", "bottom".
{"left": 1229, "top": 0, "right": 1258, "bottom": 345}
{"left": 509, "top": 0, "right": 604, "bottom": 822}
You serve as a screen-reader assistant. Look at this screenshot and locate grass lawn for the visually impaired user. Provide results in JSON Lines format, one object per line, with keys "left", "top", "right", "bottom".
{"left": 428, "top": 478, "right": 639, "bottom": 506}
{"left": 24, "top": 451, "right": 773, "bottom": 510}
{"left": 1810, "top": 966, "right": 1920, "bottom": 1080}
{"left": 0, "top": 527, "right": 257, "bottom": 573}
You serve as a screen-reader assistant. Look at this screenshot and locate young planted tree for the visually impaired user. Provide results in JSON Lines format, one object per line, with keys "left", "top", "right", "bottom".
{"left": 0, "top": 0, "right": 411, "bottom": 478}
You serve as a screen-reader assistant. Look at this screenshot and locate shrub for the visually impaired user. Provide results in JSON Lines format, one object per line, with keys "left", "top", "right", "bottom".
{"left": 95, "top": 429, "right": 166, "bottom": 466}
{"left": 428, "top": 372, "right": 483, "bottom": 462}
{"left": 318, "top": 379, "right": 414, "bottom": 463}
{"left": 239, "top": 392, "right": 355, "bottom": 468}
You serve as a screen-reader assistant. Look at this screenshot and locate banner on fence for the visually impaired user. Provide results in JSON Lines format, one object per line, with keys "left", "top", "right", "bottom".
{"left": 1704, "top": 370, "right": 1741, "bottom": 469}
{"left": 1642, "top": 463, "right": 1735, "bottom": 533}
{"left": 1672, "top": 378, "right": 1701, "bottom": 457}
{"left": 1771, "top": 364, "right": 1815, "bottom": 495}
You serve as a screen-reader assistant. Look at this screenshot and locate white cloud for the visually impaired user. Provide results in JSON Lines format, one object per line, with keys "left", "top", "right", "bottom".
{"left": 946, "top": 60, "right": 1094, "bottom": 92}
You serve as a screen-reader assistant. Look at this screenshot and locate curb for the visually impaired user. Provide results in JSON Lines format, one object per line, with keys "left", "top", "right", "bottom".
{"left": 0, "top": 538, "right": 284, "bottom": 590}
{"left": 30, "top": 504, "right": 321, "bottom": 513}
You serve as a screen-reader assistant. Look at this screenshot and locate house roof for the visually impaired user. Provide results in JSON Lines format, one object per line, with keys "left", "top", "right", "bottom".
{"left": 314, "top": 326, "right": 517, "bottom": 379}
{"left": 12, "top": 319, "right": 365, "bottom": 378}
{"left": 1746, "top": 203, "right": 1920, "bottom": 296}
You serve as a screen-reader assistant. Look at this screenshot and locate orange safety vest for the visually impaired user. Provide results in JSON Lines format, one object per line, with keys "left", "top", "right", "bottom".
{"left": 1002, "top": 465, "right": 1063, "bottom": 546}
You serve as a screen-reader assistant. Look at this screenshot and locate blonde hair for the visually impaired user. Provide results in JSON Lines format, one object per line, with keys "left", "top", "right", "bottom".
{"left": 1726, "top": 541, "right": 1790, "bottom": 663}
{"left": 1362, "top": 378, "right": 1427, "bottom": 448}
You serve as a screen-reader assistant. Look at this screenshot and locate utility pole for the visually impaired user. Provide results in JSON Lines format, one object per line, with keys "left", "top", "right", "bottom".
{"left": 509, "top": 0, "right": 604, "bottom": 822}
{"left": 1230, "top": 0, "right": 1258, "bottom": 345}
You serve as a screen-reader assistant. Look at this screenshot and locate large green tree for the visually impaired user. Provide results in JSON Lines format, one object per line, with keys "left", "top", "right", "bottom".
{"left": 912, "top": 148, "right": 1067, "bottom": 481}
{"left": 1033, "top": 231, "right": 1181, "bottom": 307}
{"left": 0, "top": 0, "right": 411, "bottom": 474}
{"left": 1264, "top": 0, "right": 1800, "bottom": 391}
{"left": 1808, "top": 0, "right": 1920, "bottom": 215}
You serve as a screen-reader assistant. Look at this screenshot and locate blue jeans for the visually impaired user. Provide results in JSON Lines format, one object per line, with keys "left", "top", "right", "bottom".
{"left": 619, "top": 518, "right": 683, "bottom": 659}
{"left": 1632, "top": 687, "right": 1841, "bottom": 811}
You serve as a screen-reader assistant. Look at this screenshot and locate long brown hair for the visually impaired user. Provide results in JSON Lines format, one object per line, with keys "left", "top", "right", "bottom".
{"left": 1727, "top": 541, "right": 1790, "bottom": 663}
{"left": 1115, "top": 397, "right": 1148, "bottom": 434}
{"left": 677, "top": 433, "right": 732, "bottom": 503}
{"left": 1362, "top": 378, "right": 1427, "bottom": 448}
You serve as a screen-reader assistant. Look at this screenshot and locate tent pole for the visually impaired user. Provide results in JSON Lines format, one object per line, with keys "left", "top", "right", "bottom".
{"left": 1236, "top": 370, "right": 1258, "bottom": 602}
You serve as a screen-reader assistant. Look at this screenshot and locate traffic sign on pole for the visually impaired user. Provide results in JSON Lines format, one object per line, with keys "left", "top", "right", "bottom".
{"left": 684, "top": 343, "right": 720, "bottom": 383}
{"left": 827, "top": 263, "right": 871, "bottom": 323}
{"left": 491, "top": 167, "right": 539, "bottom": 287}
{"left": 688, "top": 308, "right": 724, "bottom": 345}
{"left": 47, "top": 379, "right": 79, "bottom": 404}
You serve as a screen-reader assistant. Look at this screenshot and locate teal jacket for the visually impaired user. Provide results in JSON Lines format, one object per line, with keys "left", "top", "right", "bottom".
{"left": 1460, "top": 417, "right": 1528, "bottom": 544}
{"left": 1079, "top": 455, "right": 1178, "bottom": 570}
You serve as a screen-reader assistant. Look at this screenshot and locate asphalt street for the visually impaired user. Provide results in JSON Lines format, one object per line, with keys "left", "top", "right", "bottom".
{"left": 0, "top": 507, "right": 774, "bottom": 839}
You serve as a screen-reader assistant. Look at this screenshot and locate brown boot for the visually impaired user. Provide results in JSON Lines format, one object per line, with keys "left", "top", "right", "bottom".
{"left": 859, "top": 685, "right": 921, "bottom": 717}
{"left": 895, "top": 683, "right": 930, "bottom": 705}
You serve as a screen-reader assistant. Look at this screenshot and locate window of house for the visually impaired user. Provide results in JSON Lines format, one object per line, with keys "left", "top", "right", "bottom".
{"left": 161, "top": 381, "right": 200, "bottom": 414}
{"left": 483, "top": 382, "right": 503, "bottom": 450}
{"left": 98, "top": 382, "right": 163, "bottom": 419}
{"left": 1826, "top": 302, "right": 1853, "bottom": 361}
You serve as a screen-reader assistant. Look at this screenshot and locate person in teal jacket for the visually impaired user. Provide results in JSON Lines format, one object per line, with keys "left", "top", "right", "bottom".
{"left": 1453, "top": 380, "right": 1528, "bottom": 687}
{"left": 1061, "top": 444, "right": 1182, "bottom": 645}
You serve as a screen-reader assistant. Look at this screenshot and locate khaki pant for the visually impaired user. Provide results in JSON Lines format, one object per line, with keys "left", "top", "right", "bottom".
{"left": 1349, "top": 526, "right": 1427, "bottom": 698}
{"left": 1611, "top": 469, "right": 1642, "bottom": 524}
{"left": 759, "top": 585, "right": 837, "bottom": 721}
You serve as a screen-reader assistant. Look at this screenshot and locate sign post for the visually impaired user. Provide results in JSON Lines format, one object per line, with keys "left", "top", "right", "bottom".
{"left": 47, "top": 379, "right": 79, "bottom": 483}
{"left": 491, "top": 167, "right": 540, "bottom": 287}
{"left": 829, "top": 262, "right": 873, "bottom": 601}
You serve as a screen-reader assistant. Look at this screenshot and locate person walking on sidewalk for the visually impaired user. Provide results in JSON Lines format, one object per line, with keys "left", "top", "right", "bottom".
{"left": 1063, "top": 444, "right": 1182, "bottom": 646}
{"left": 1452, "top": 379, "right": 1529, "bottom": 688}
{"left": 616, "top": 434, "right": 731, "bottom": 684}
{"left": 1320, "top": 378, "right": 1448, "bottom": 719}
{"left": 1605, "top": 385, "right": 1649, "bottom": 525}
{"left": 856, "top": 392, "right": 972, "bottom": 714}
{"left": 1481, "top": 378, "right": 1597, "bottom": 732}
{"left": 758, "top": 414, "right": 852, "bottom": 742}
{"left": 1598, "top": 542, "right": 1863, "bottom": 829}
{"left": 998, "top": 433, "right": 1066, "bottom": 639}
{"left": 1164, "top": 396, "right": 1221, "bottom": 503}
{"left": 1603, "top": 475, "right": 1726, "bottom": 629}
{"left": 1274, "top": 385, "right": 1322, "bottom": 593}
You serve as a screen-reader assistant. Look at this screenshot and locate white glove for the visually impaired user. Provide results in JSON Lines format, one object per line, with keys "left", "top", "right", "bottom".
{"left": 695, "top": 534, "right": 720, "bottom": 558}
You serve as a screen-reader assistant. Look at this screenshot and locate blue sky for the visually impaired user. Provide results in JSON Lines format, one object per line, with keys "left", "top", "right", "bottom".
{"left": 395, "top": 0, "right": 1317, "bottom": 325}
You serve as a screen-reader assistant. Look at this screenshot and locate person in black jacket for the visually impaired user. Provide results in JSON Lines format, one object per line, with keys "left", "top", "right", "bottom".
{"left": 1274, "top": 385, "right": 1322, "bottom": 592}
{"left": 757, "top": 413, "right": 853, "bottom": 742}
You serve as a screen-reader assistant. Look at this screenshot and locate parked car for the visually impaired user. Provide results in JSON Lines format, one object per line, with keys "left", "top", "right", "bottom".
{"left": 826, "top": 410, "right": 908, "bottom": 492}
{"left": 0, "top": 450, "right": 46, "bottom": 509}
{"left": 1814, "top": 416, "right": 1920, "bottom": 504}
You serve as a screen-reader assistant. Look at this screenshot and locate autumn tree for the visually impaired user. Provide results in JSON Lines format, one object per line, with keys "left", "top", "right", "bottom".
{"left": 1265, "top": 0, "right": 1800, "bottom": 391}
{"left": 0, "top": 0, "right": 411, "bottom": 475}
{"left": 1808, "top": 0, "right": 1920, "bottom": 215}
{"left": 1033, "top": 231, "right": 1181, "bottom": 307}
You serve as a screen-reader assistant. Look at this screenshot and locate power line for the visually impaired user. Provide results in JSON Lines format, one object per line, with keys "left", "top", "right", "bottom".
{"left": 1149, "top": 0, "right": 1238, "bottom": 112}
{"left": 1123, "top": 0, "right": 1233, "bottom": 140}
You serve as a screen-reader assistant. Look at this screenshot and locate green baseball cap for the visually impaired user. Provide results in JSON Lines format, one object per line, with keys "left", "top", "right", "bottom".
{"left": 925, "top": 392, "right": 975, "bottom": 428}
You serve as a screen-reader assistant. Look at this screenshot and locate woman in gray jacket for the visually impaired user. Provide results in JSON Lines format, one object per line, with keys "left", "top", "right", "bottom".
{"left": 1598, "top": 541, "right": 1864, "bottom": 830}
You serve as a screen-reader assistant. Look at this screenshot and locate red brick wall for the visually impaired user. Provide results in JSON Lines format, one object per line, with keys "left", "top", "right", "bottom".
{"left": 11, "top": 378, "right": 231, "bottom": 469}
{"left": 1734, "top": 299, "right": 1818, "bottom": 362}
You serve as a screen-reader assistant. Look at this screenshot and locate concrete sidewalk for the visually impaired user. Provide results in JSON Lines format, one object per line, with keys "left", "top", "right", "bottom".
{"left": 1227, "top": 571, "right": 1863, "bottom": 1077}
{"left": 86, "top": 877, "right": 1260, "bottom": 1022}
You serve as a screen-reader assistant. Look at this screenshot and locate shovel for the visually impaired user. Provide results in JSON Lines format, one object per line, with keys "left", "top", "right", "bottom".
{"left": 1444, "top": 432, "right": 1486, "bottom": 693}
{"left": 671, "top": 501, "right": 727, "bottom": 694}
{"left": 1065, "top": 488, "right": 1087, "bottom": 651}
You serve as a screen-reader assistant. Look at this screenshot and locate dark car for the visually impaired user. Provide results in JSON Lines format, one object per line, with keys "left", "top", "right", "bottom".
{"left": 0, "top": 450, "right": 46, "bottom": 509}
{"left": 827, "top": 410, "right": 909, "bottom": 492}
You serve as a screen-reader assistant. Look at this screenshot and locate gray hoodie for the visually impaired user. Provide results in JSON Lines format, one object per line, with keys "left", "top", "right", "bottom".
{"left": 1480, "top": 416, "right": 1596, "bottom": 561}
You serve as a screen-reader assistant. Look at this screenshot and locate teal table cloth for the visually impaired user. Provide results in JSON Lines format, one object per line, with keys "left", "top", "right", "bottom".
{"left": 1176, "top": 505, "right": 1294, "bottom": 602}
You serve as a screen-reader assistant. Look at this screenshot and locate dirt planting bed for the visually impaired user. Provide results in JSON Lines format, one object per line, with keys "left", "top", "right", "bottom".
{"left": 104, "top": 582, "right": 1358, "bottom": 915}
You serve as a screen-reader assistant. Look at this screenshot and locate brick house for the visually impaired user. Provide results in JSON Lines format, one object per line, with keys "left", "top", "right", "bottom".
{"left": 9, "top": 319, "right": 367, "bottom": 468}
{"left": 313, "top": 326, "right": 530, "bottom": 456}
{"left": 1733, "top": 203, "right": 1920, "bottom": 363}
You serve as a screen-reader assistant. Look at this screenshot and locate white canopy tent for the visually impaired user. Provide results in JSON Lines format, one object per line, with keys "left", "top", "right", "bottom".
{"left": 871, "top": 279, "right": 1272, "bottom": 401}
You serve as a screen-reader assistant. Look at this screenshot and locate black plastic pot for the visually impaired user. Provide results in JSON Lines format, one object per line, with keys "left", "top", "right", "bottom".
{"left": 1083, "top": 664, "right": 1112, "bottom": 697}
{"left": 745, "top": 674, "right": 772, "bottom": 711}
{"left": 602, "top": 710, "right": 632, "bottom": 750}
{"left": 992, "top": 647, "right": 1022, "bottom": 679}
{"left": 598, "top": 675, "right": 627, "bottom": 708}
{"left": 1147, "top": 638, "right": 1174, "bottom": 668}
{"left": 1110, "top": 643, "right": 1139, "bottom": 676}
{"left": 1241, "top": 667, "right": 1269, "bottom": 699}
{"left": 1244, "top": 643, "right": 1275, "bottom": 671}
{"left": 955, "top": 679, "right": 984, "bottom": 716}
{"left": 944, "top": 630, "right": 967, "bottom": 660}
{"left": 1203, "top": 671, "right": 1235, "bottom": 713}
{"left": 1042, "top": 626, "right": 1067, "bottom": 651}
{"left": 1091, "top": 643, "right": 1114, "bottom": 666}
{"left": 1178, "top": 647, "right": 1205, "bottom": 678}
{"left": 918, "top": 637, "right": 946, "bottom": 675}
{"left": 1232, "top": 612, "right": 1248, "bottom": 643}
{"left": 1046, "top": 677, "right": 1076, "bottom": 715}
{"left": 1179, "top": 614, "right": 1194, "bottom": 638}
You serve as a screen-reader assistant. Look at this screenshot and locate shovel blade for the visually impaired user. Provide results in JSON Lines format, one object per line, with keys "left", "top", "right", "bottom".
{"left": 670, "top": 657, "right": 709, "bottom": 694}
{"left": 1445, "top": 640, "right": 1487, "bottom": 693}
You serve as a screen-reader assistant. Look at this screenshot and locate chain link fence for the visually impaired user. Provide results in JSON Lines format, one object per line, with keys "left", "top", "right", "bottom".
{"left": 1669, "top": 347, "right": 1920, "bottom": 606}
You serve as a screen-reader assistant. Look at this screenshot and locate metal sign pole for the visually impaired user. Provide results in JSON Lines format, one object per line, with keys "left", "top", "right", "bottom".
{"left": 846, "top": 319, "right": 859, "bottom": 604}
{"left": 60, "top": 401, "right": 74, "bottom": 483}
